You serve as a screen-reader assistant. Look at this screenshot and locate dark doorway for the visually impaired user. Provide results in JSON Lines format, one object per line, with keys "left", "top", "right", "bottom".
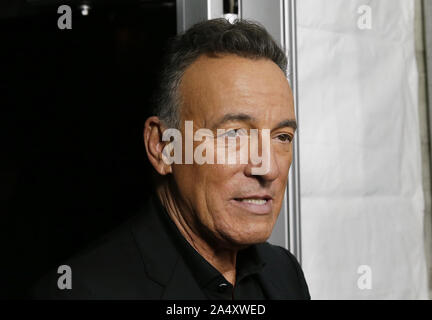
{"left": 0, "top": 0, "right": 176, "bottom": 298}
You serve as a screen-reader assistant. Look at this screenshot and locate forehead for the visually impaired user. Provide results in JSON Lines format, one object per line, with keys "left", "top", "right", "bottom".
{"left": 179, "top": 54, "right": 294, "bottom": 127}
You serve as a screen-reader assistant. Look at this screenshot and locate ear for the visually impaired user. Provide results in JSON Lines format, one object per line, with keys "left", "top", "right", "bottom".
{"left": 143, "top": 116, "right": 173, "bottom": 175}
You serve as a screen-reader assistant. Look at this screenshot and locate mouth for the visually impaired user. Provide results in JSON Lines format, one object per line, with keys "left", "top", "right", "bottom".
{"left": 231, "top": 195, "right": 273, "bottom": 215}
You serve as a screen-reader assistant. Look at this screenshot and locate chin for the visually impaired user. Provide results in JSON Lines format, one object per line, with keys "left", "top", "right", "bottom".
{"left": 227, "top": 228, "right": 273, "bottom": 246}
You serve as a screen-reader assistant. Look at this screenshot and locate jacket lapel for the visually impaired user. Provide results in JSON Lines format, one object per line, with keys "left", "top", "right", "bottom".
{"left": 131, "top": 196, "right": 296, "bottom": 300}
{"left": 161, "top": 255, "right": 207, "bottom": 300}
{"left": 255, "top": 244, "right": 301, "bottom": 300}
{"left": 131, "top": 196, "right": 206, "bottom": 299}
{"left": 257, "top": 272, "right": 288, "bottom": 299}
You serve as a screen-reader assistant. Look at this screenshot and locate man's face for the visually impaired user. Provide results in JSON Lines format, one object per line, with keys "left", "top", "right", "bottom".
{"left": 171, "top": 54, "right": 296, "bottom": 248}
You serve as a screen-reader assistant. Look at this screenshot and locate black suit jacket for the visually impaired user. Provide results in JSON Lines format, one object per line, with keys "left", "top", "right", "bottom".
{"left": 30, "top": 196, "right": 310, "bottom": 300}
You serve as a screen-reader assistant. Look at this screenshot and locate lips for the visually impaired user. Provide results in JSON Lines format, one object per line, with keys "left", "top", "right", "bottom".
{"left": 231, "top": 194, "right": 273, "bottom": 215}
{"left": 239, "top": 199, "right": 267, "bottom": 205}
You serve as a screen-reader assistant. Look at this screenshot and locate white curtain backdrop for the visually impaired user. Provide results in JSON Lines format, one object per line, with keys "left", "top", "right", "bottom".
{"left": 297, "top": 0, "right": 428, "bottom": 299}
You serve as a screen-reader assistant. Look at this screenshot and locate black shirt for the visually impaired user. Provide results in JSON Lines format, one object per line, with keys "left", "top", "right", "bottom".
{"left": 155, "top": 197, "right": 267, "bottom": 300}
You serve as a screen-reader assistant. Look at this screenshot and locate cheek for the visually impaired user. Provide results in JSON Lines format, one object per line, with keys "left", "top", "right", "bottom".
{"left": 190, "top": 163, "right": 239, "bottom": 213}
{"left": 272, "top": 149, "right": 292, "bottom": 200}
{"left": 274, "top": 144, "right": 291, "bottom": 172}
{"left": 202, "top": 165, "right": 241, "bottom": 214}
{"left": 200, "top": 165, "right": 249, "bottom": 226}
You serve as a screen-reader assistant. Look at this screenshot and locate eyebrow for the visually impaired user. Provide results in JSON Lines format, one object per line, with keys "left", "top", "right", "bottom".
{"left": 211, "top": 113, "right": 297, "bottom": 131}
{"left": 211, "top": 113, "right": 254, "bottom": 129}
{"left": 276, "top": 119, "right": 297, "bottom": 131}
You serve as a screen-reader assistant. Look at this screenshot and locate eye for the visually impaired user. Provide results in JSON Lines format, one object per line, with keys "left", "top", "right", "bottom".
{"left": 276, "top": 133, "right": 293, "bottom": 143}
{"left": 219, "top": 128, "right": 248, "bottom": 138}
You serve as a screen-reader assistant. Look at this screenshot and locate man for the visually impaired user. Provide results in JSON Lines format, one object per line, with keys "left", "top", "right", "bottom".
{"left": 31, "top": 18, "right": 310, "bottom": 300}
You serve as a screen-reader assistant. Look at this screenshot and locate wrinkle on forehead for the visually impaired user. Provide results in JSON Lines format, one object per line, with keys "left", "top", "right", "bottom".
{"left": 178, "top": 54, "right": 294, "bottom": 129}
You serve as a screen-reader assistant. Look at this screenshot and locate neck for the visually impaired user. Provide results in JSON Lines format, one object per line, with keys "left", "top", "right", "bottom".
{"left": 156, "top": 181, "right": 238, "bottom": 285}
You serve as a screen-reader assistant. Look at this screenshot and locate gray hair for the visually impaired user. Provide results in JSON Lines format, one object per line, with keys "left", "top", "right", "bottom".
{"left": 153, "top": 18, "right": 288, "bottom": 129}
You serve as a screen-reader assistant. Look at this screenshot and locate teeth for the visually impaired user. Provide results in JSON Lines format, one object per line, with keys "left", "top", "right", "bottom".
{"left": 241, "top": 199, "right": 267, "bottom": 205}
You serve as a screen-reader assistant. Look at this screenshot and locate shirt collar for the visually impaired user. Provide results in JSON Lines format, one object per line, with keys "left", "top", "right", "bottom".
{"left": 153, "top": 195, "right": 266, "bottom": 288}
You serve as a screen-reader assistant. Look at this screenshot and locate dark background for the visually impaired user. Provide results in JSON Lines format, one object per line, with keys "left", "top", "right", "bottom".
{"left": 0, "top": 0, "right": 176, "bottom": 298}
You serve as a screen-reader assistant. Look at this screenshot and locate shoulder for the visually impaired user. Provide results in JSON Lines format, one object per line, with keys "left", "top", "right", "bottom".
{"left": 256, "top": 242, "right": 311, "bottom": 299}
{"left": 256, "top": 242, "right": 300, "bottom": 270}
{"left": 29, "top": 214, "right": 162, "bottom": 299}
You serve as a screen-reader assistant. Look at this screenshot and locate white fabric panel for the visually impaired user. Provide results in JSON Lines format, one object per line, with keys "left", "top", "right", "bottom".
{"left": 297, "top": 0, "right": 428, "bottom": 299}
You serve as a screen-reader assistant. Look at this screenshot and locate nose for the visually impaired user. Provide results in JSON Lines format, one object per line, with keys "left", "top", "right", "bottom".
{"left": 244, "top": 130, "right": 280, "bottom": 182}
